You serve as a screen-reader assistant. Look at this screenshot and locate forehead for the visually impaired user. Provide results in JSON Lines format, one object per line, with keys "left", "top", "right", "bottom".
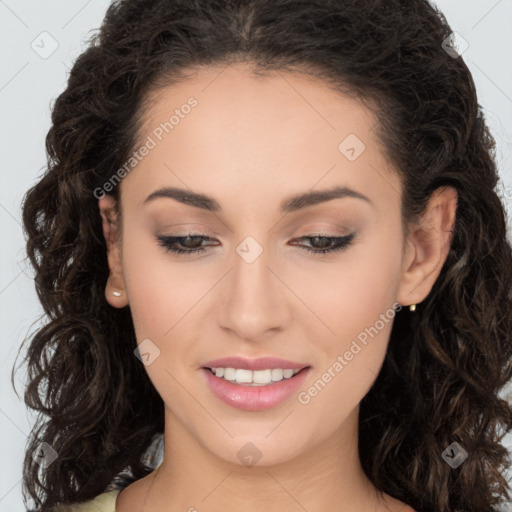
{"left": 121, "top": 62, "right": 401, "bottom": 217}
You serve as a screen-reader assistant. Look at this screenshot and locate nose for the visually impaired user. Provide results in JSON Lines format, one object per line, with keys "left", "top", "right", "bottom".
{"left": 216, "top": 239, "right": 290, "bottom": 342}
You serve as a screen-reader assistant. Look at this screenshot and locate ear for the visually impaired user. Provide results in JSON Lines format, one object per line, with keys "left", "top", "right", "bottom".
{"left": 397, "top": 185, "right": 458, "bottom": 308}
{"left": 98, "top": 194, "right": 129, "bottom": 308}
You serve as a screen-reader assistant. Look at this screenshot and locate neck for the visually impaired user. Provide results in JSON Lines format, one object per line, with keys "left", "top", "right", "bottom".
{"left": 142, "top": 405, "right": 391, "bottom": 512}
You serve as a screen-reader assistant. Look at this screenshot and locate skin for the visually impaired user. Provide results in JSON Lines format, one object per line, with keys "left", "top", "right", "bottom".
{"left": 99, "top": 62, "right": 457, "bottom": 512}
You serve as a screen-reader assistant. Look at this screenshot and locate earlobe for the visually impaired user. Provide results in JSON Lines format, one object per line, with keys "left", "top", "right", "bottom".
{"left": 98, "top": 195, "right": 129, "bottom": 308}
{"left": 397, "top": 186, "right": 458, "bottom": 308}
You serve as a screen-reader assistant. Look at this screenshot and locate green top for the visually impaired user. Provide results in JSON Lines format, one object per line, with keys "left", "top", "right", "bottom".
{"left": 54, "top": 490, "right": 121, "bottom": 511}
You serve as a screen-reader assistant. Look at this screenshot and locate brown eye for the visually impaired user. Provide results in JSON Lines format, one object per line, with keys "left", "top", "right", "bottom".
{"left": 156, "top": 233, "right": 219, "bottom": 255}
{"left": 179, "top": 235, "right": 206, "bottom": 249}
{"left": 289, "top": 234, "right": 356, "bottom": 254}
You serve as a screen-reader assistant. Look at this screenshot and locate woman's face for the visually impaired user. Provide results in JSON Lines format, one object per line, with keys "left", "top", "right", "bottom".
{"left": 105, "top": 62, "right": 412, "bottom": 466}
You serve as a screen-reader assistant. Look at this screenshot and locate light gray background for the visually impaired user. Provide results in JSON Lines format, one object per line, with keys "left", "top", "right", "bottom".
{"left": 1, "top": 1, "right": 511, "bottom": 510}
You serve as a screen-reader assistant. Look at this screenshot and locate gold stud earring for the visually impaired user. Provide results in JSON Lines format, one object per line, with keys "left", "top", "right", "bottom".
{"left": 112, "top": 290, "right": 122, "bottom": 297}
{"left": 409, "top": 304, "right": 416, "bottom": 312}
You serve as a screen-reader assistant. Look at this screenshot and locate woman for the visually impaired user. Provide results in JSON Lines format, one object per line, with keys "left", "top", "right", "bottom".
{"left": 16, "top": 0, "right": 512, "bottom": 511}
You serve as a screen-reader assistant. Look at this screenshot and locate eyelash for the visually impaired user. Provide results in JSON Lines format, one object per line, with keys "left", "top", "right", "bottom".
{"left": 156, "top": 232, "right": 356, "bottom": 256}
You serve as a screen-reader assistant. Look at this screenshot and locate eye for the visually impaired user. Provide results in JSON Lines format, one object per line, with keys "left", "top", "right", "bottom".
{"left": 156, "top": 232, "right": 356, "bottom": 256}
{"left": 289, "top": 233, "right": 356, "bottom": 254}
{"left": 156, "top": 233, "right": 218, "bottom": 255}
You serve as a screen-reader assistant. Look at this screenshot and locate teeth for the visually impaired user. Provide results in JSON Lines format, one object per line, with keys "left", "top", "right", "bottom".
{"left": 211, "top": 367, "right": 301, "bottom": 385}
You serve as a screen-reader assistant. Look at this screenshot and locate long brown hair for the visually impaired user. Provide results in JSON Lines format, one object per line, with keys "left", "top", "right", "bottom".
{"left": 14, "top": 1, "right": 512, "bottom": 511}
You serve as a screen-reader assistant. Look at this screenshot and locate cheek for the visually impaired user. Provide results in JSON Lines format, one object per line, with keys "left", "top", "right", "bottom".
{"left": 121, "top": 234, "right": 210, "bottom": 338}
{"left": 120, "top": 237, "right": 205, "bottom": 403}
{"left": 295, "top": 231, "right": 402, "bottom": 414}
{"left": 295, "top": 234, "right": 402, "bottom": 346}
{"left": 295, "top": 289, "right": 398, "bottom": 440}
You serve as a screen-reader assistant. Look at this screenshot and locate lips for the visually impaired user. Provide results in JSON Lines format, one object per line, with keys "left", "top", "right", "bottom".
{"left": 201, "top": 366, "right": 311, "bottom": 411}
{"left": 201, "top": 356, "right": 310, "bottom": 371}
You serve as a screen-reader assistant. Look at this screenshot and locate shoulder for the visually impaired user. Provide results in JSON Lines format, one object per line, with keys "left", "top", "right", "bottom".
{"left": 52, "top": 489, "right": 121, "bottom": 512}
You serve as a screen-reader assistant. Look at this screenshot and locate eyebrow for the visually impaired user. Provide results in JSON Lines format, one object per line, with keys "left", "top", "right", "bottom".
{"left": 143, "top": 185, "right": 373, "bottom": 213}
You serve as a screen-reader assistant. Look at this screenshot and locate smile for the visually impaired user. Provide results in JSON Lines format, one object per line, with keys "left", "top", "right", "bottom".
{"left": 208, "top": 367, "right": 301, "bottom": 385}
{"left": 201, "top": 366, "right": 311, "bottom": 411}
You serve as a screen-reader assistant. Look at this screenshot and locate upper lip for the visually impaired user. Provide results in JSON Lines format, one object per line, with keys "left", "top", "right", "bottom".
{"left": 201, "top": 356, "right": 310, "bottom": 371}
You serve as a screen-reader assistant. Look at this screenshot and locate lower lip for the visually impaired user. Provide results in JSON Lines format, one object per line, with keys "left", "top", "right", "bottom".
{"left": 201, "top": 367, "right": 311, "bottom": 411}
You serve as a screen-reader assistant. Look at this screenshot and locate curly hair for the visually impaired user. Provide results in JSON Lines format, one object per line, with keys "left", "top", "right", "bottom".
{"left": 14, "top": 0, "right": 512, "bottom": 511}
